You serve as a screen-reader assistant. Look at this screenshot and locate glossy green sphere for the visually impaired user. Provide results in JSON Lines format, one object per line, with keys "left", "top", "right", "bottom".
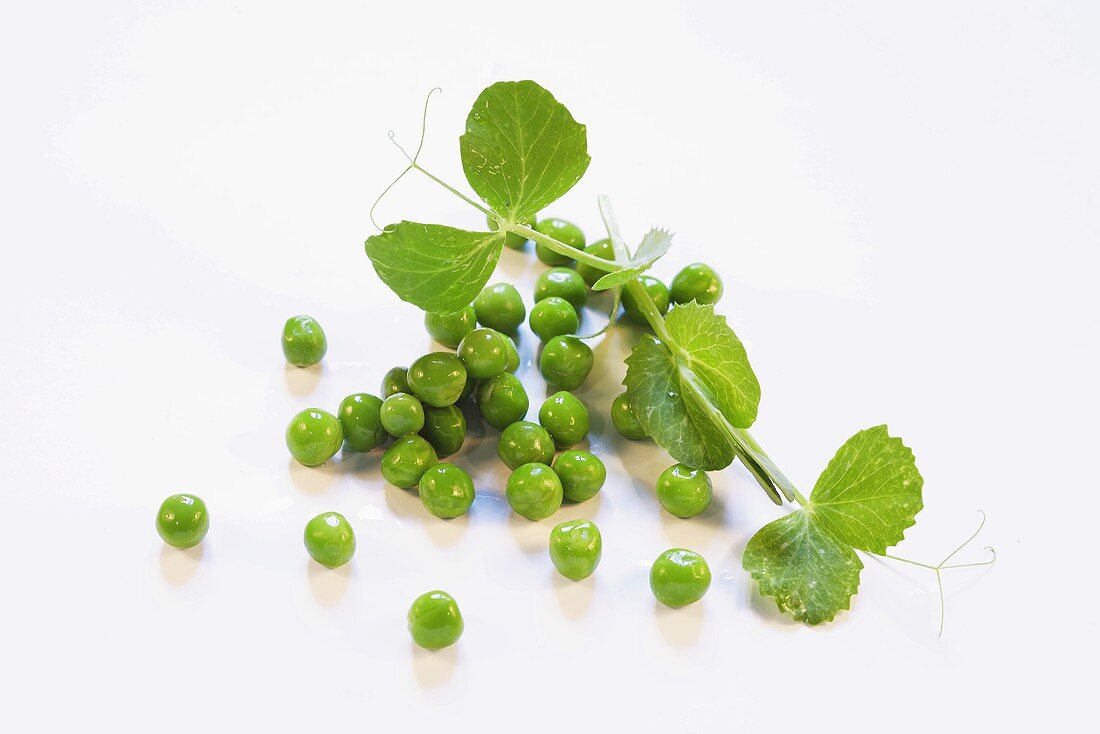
{"left": 575, "top": 239, "right": 615, "bottom": 287}
{"left": 420, "top": 404, "right": 466, "bottom": 458}
{"left": 303, "top": 512, "right": 356, "bottom": 568}
{"left": 457, "top": 328, "right": 510, "bottom": 380}
{"left": 282, "top": 315, "right": 327, "bottom": 367}
{"left": 380, "top": 392, "right": 425, "bottom": 437}
{"left": 656, "top": 464, "right": 713, "bottom": 518}
{"left": 506, "top": 462, "right": 563, "bottom": 520}
{"left": 539, "top": 335, "right": 594, "bottom": 391}
{"left": 488, "top": 214, "right": 534, "bottom": 250}
{"left": 156, "top": 494, "right": 209, "bottom": 549}
{"left": 407, "top": 352, "right": 468, "bottom": 408}
{"left": 338, "top": 393, "right": 387, "bottom": 452}
{"left": 549, "top": 519, "right": 602, "bottom": 580}
{"left": 669, "top": 262, "right": 723, "bottom": 305}
{"left": 500, "top": 331, "right": 521, "bottom": 372}
{"left": 534, "top": 267, "right": 587, "bottom": 310}
{"left": 408, "top": 590, "right": 464, "bottom": 650}
{"left": 650, "top": 548, "right": 712, "bottom": 608}
{"left": 538, "top": 391, "right": 589, "bottom": 448}
{"left": 528, "top": 296, "right": 579, "bottom": 342}
{"left": 497, "top": 421, "right": 555, "bottom": 469}
{"left": 476, "top": 372, "right": 529, "bottom": 431}
{"left": 553, "top": 450, "right": 606, "bottom": 502}
{"left": 381, "top": 435, "right": 438, "bottom": 489}
{"left": 424, "top": 307, "right": 477, "bottom": 349}
{"left": 286, "top": 409, "right": 344, "bottom": 467}
{"left": 473, "top": 283, "right": 526, "bottom": 333}
{"left": 534, "top": 218, "right": 585, "bottom": 266}
{"left": 381, "top": 366, "right": 411, "bottom": 398}
{"left": 611, "top": 392, "right": 647, "bottom": 440}
{"left": 621, "top": 275, "right": 671, "bottom": 325}
{"left": 418, "top": 463, "right": 476, "bottom": 519}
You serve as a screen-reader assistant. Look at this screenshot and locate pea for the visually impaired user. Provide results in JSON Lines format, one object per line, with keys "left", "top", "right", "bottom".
{"left": 534, "top": 218, "right": 584, "bottom": 266}
{"left": 407, "top": 590, "right": 464, "bottom": 650}
{"left": 500, "top": 331, "right": 521, "bottom": 372}
{"left": 529, "top": 297, "right": 579, "bottom": 342}
{"left": 539, "top": 335, "right": 593, "bottom": 391}
{"left": 497, "top": 421, "right": 554, "bottom": 469}
{"left": 656, "top": 464, "right": 712, "bottom": 518}
{"left": 282, "top": 314, "right": 327, "bottom": 367}
{"left": 155, "top": 494, "right": 209, "bottom": 549}
{"left": 669, "top": 262, "right": 723, "bottom": 305}
{"left": 381, "top": 434, "right": 438, "bottom": 489}
{"left": 424, "top": 307, "right": 477, "bottom": 349}
{"left": 553, "top": 450, "right": 606, "bottom": 502}
{"left": 338, "top": 393, "right": 387, "bottom": 452}
{"left": 487, "top": 213, "right": 534, "bottom": 251}
{"left": 476, "top": 372, "right": 529, "bottom": 431}
{"left": 457, "top": 328, "right": 510, "bottom": 380}
{"left": 382, "top": 366, "right": 411, "bottom": 398}
{"left": 286, "top": 408, "right": 343, "bottom": 467}
{"left": 418, "top": 463, "right": 476, "bottom": 519}
{"left": 621, "top": 275, "right": 670, "bottom": 325}
{"left": 380, "top": 392, "right": 425, "bottom": 437}
{"left": 420, "top": 404, "right": 466, "bottom": 457}
{"left": 303, "top": 512, "right": 355, "bottom": 568}
{"left": 473, "top": 283, "right": 526, "bottom": 333}
{"left": 650, "top": 548, "right": 712, "bottom": 608}
{"left": 575, "top": 239, "right": 615, "bottom": 287}
{"left": 407, "top": 352, "right": 468, "bottom": 407}
{"left": 538, "top": 391, "right": 589, "bottom": 448}
{"left": 534, "top": 267, "right": 587, "bottom": 310}
{"left": 506, "top": 462, "right": 563, "bottom": 520}
{"left": 611, "top": 392, "right": 647, "bottom": 440}
{"left": 549, "top": 519, "right": 602, "bottom": 580}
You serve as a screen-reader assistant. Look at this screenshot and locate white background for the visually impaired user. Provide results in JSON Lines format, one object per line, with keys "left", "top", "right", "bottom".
{"left": 2, "top": 1, "right": 1096, "bottom": 731}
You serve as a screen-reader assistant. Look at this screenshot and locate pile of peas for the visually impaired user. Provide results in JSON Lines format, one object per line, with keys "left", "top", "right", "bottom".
{"left": 156, "top": 216, "right": 728, "bottom": 649}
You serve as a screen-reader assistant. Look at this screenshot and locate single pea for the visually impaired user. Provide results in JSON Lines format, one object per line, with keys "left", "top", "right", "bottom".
{"left": 303, "top": 512, "right": 356, "bottom": 568}
{"left": 669, "top": 262, "right": 723, "bottom": 305}
{"left": 473, "top": 283, "right": 526, "bottom": 333}
{"left": 381, "top": 434, "right": 438, "bottom": 489}
{"left": 656, "top": 464, "right": 713, "bottom": 518}
{"left": 506, "top": 462, "right": 563, "bottom": 520}
{"left": 476, "top": 372, "right": 529, "bottom": 431}
{"left": 420, "top": 404, "right": 466, "bottom": 457}
{"left": 418, "top": 463, "right": 476, "bottom": 519}
{"left": 539, "top": 335, "right": 593, "bottom": 391}
{"left": 282, "top": 314, "right": 327, "bottom": 367}
{"left": 382, "top": 366, "right": 411, "bottom": 398}
{"left": 338, "top": 393, "right": 387, "bottom": 452}
{"left": 621, "top": 275, "right": 671, "bottom": 325}
{"left": 529, "top": 297, "right": 579, "bottom": 342}
{"left": 457, "top": 328, "right": 510, "bottom": 380}
{"left": 500, "top": 331, "right": 521, "bottom": 372}
{"left": 575, "top": 238, "right": 615, "bottom": 287}
{"left": 424, "top": 307, "right": 477, "bottom": 349}
{"left": 553, "top": 450, "right": 606, "bottom": 502}
{"left": 380, "top": 392, "right": 425, "bottom": 437}
{"left": 534, "top": 218, "right": 584, "bottom": 266}
{"left": 549, "top": 519, "right": 602, "bottom": 580}
{"left": 534, "top": 267, "right": 587, "bottom": 310}
{"left": 155, "top": 494, "right": 209, "bottom": 549}
{"left": 650, "top": 548, "right": 712, "bottom": 608}
{"left": 286, "top": 408, "right": 343, "bottom": 467}
{"left": 407, "top": 590, "right": 464, "bottom": 650}
{"left": 497, "top": 421, "right": 555, "bottom": 469}
{"left": 538, "top": 391, "right": 589, "bottom": 448}
{"left": 488, "top": 213, "right": 534, "bottom": 250}
{"left": 407, "top": 352, "right": 468, "bottom": 407}
{"left": 611, "top": 392, "right": 647, "bottom": 440}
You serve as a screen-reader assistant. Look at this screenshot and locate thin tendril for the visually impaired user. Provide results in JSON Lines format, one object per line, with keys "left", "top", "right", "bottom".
{"left": 369, "top": 164, "right": 412, "bottom": 231}
{"left": 412, "top": 87, "right": 442, "bottom": 163}
{"left": 368, "top": 88, "right": 444, "bottom": 230}
{"left": 939, "top": 509, "right": 988, "bottom": 567}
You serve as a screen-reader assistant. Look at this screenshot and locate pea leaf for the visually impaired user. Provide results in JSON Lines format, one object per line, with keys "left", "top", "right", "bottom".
{"left": 460, "top": 81, "right": 590, "bottom": 223}
{"left": 590, "top": 228, "right": 674, "bottom": 292}
{"left": 365, "top": 222, "right": 505, "bottom": 313}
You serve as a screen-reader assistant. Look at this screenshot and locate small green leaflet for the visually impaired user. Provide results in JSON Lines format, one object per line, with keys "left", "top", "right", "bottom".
{"left": 591, "top": 228, "right": 674, "bottom": 291}
{"left": 459, "top": 81, "right": 590, "bottom": 224}
{"left": 365, "top": 222, "right": 505, "bottom": 313}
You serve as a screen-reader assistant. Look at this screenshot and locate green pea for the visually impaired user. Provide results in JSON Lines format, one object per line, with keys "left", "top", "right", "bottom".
{"left": 420, "top": 404, "right": 466, "bottom": 457}
{"left": 424, "top": 307, "right": 477, "bottom": 349}
{"left": 500, "top": 331, "right": 521, "bottom": 372}
{"left": 575, "top": 239, "right": 615, "bottom": 287}
{"left": 382, "top": 366, "right": 411, "bottom": 398}
{"left": 418, "top": 463, "right": 476, "bottom": 519}
{"left": 549, "top": 519, "right": 602, "bottom": 580}
{"left": 282, "top": 314, "right": 327, "bottom": 367}
{"left": 407, "top": 590, "right": 464, "bottom": 650}
{"left": 534, "top": 267, "right": 587, "bottom": 310}
{"left": 621, "top": 275, "right": 670, "bottom": 325}
{"left": 338, "top": 393, "right": 387, "bottom": 452}
{"left": 487, "top": 214, "right": 534, "bottom": 250}
{"left": 553, "top": 450, "right": 606, "bottom": 502}
{"left": 656, "top": 464, "right": 713, "bottom": 518}
{"left": 380, "top": 392, "right": 425, "bottom": 437}
{"left": 650, "top": 548, "right": 712, "bottom": 608}
{"left": 303, "top": 512, "right": 355, "bottom": 568}
{"left": 538, "top": 391, "right": 589, "bottom": 448}
{"left": 473, "top": 283, "right": 526, "bottom": 333}
{"left": 539, "top": 335, "right": 593, "bottom": 391}
{"left": 156, "top": 494, "right": 209, "bottom": 549}
{"left": 529, "top": 297, "right": 579, "bottom": 342}
{"left": 286, "top": 408, "right": 343, "bottom": 467}
{"left": 534, "top": 218, "right": 584, "bottom": 266}
{"left": 381, "top": 434, "right": 438, "bottom": 488}
{"left": 611, "top": 392, "right": 647, "bottom": 440}
{"left": 407, "top": 352, "right": 468, "bottom": 407}
{"left": 506, "top": 462, "right": 563, "bottom": 520}
{"left": 457, "top": 328, "right": 510, "bottom": 380}
{"left": 497, "top": 421, "right": 554, "bottom": 469}
{"left": 669, "top": 262, "right": 723, "bottom": 305}
{"left": 476, "top": 373, "right": 529, "bottom": 431}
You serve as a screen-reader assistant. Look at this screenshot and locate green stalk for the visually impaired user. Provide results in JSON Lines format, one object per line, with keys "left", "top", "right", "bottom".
{"left": 501, "top": 220, "right": 626, "bottom": 273}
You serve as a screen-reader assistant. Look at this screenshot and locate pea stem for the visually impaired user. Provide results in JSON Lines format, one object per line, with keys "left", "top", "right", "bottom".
{"left": 502, "top": 220, "right": 625, "bottom": 273}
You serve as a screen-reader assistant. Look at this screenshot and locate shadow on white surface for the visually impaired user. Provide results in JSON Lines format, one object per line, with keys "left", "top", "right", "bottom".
{"left": 659, "top": 494, "right": 727, "bottom": 547}
{"left": 654, "top": 599, "right": 705, "bottom": 647}
{"left": 283, "top": 362, "right": 322, "bottom": 396}
{"left": 419, "top": 514, "right": 470, "bottom": 548}
{"left": 287, "top": 457, "right": 342, "bottom": 494}
{"left": 411, "top": 642, "right": 459, "bottom": 689}
{"left": 307, "top": 559, "right": 352, "bottom": 606}
{"left": 507, "top": 513, "right": 553, "bottom": 556}
{"left": 159, "top": 543, "right": 204, "bottom": 586}
{"left": 551, "top": 570, "right": 595, "bottom": 620}
{"left": 746, "top": 583, "right": 803, "bottom": 628}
